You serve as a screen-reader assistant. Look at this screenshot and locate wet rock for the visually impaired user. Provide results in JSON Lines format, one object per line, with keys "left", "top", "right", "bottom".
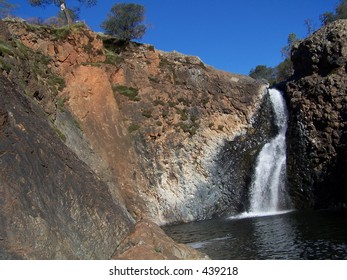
{"left": 214, "top": 92, "right": 278, "bottom": 215}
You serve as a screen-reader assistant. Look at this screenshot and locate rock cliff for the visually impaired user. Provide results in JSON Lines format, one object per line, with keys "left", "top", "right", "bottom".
{"left": 285, "top": 19, "right": 347, "bottom": 209}
{"left": 1, "top": 19, "right": 264, "bottom": 259}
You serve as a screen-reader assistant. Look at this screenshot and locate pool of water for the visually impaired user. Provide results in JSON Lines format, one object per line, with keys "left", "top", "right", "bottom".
{"left": 163, "top": 210, "right": 347, "bottom": 259}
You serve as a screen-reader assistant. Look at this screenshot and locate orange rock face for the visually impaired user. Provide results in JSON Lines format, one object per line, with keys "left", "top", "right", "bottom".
{"left": 1, "top": 19, "right": 264, "bottom": 259}
{"left": 6, "top": 21, "right": 105, "bottom": 75}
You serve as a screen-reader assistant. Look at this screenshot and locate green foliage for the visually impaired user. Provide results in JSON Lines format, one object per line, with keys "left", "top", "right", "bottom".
{"left": 142, "top": 110, "right": 152, "bottom": 118}
{"left": 128, "top": 123, "right": 140, "bottom": 133}
{"left": 0, "top": 40, "right": 14, "bottom": 55}
{"left": 320, "top": 0, "right": 347, "bottom": 25}
{"left": 320, "top": 12, "right": 336, "bottom": 25}
{"left": 53, "top": 25, "right": 71, "bottom": 40}
{"left": 336, "top": 0, "right": 347, "bottom": 18}
{"left": 153, "top": 98, "right": 165, "bottom": 106}
{"left": 154, "top": 247, "right": 162, "bottom": 253}
{"left": 56, "top": 97, "right": 67, "bottom": 112}
{"left": 176, "top": 108, "right": 189, "bottom": 121}
{"left": 53, "top": 125, "right": 66, "bottom": 142}
{"left": 161, "top": 108, "right": 168, "bottom": 118}
{"left": 112, "top": 84, "right": 140, "bottom": 101}
{"left": 101, "top": 3, "right": 146, "bottom": 42}
{"left": 281, "top": 33, "right": 300, "bottom": 59}
{"left": 168, "top": 101, "right": 176, "bottom": 107}
{"left": 275, "top": 59, "right": 293, "bottom": 82}
{"left": 250, "top": 59, "right": 294, "bottom": 84}
{"left": 249, "top": 65, "right": 276, "bottom": 84}
{"left": 0, "top": 38, "right": 66, "bottom": 98}
{"left": 177, "top": 97, "right": 191, "bottom": 107}
{"left": 0, "top": 57, "right": 11, "bottom": 72}
{"left": 178, "top": 122, "right": 199, "bottom": 136}
{"left": 48, "top": 74, "right": 66, "bottom": 92}
{"left": 250, "top": 32, "right": 299, "bottom": 84}
{"left": 104, "top": 49, "right": 124, "bottom": 65}
{"left": 148, "top": 75, "right": 160, "bottom": 83}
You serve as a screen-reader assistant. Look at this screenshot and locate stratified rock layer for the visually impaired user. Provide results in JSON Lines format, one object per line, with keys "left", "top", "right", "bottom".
{"left": 285, "top": 19, "right": 347, "bottom": 209}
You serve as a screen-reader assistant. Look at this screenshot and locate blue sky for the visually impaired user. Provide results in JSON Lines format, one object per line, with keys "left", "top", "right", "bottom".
{"left": 11, "top": 0, "right": 337, "bottom": 75}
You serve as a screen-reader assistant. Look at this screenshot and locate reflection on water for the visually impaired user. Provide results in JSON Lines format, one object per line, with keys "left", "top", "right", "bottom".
{"left": 163, "top": 210, "right": 347, "bottom": 259}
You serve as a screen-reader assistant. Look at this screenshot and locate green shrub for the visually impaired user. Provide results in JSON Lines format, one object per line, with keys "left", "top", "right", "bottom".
{"left": 105, "top": 49, "right": 124, "bottom": 65}
{"left": 0, "top": 40, "right": 14, "bottom": 56}
{"left": 168, "top": 101, "right": 176, "bottom": 108}
{"left": 53, "top": 26, "right": 70, "bottom": 41}
{"left": 142, "top": 110, "right": 152, "bottom": 118}
{"left": 48, "top": 75, "right": 66, "bottom": 92}
{"left": 128, "top": 123, "right": 140, "bottom": 133}
{"left": 177, "top": 108, "right": 188, "bottom": 121}
{"left": 56, "top": 97, "right": 67, "bottom": 112}
{"left": 53, "top": 126, "right": 66, "bottom": 142}
{"left": 162, "top": 108, "right": 169, "bottom": 118}
{"left": 148, "top": 75, "right": 160, "bottom": 83}
{"left": 112, "top": 84, "right": 140, "bottom": 101}
{"left": 178, "top": 122, "right": 199, "bottom": 136}
{"left": 153, "top": 99, "right": 165, "bottom": 106}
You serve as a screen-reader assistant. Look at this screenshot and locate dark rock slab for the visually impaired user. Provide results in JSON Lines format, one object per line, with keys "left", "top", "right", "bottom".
{"left": 0, "top": 75, "right": 134, "bottom": 259}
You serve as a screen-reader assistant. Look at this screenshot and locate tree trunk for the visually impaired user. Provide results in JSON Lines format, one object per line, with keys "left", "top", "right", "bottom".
{"left": 60, "top": 1, "right": 72, "bottom": 25}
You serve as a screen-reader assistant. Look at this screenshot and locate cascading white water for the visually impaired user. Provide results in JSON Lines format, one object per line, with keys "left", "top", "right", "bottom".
{"left": 248, "top": 88, "right": 291, "bottom": 215}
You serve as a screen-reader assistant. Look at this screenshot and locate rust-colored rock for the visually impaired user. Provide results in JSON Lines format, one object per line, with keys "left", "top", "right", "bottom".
{"left": 113, "top": 219, "right": 209, "bottom": 260}
{"left": 5, "top": 20, "right": 105, "bottom": 76}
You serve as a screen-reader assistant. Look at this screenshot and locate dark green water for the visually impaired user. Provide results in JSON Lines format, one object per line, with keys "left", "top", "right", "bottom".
{"left": 163, "top": 210, "right": 347, "bottom": 259}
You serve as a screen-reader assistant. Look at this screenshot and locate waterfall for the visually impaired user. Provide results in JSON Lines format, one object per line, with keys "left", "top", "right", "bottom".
{"left": 247, "top": 88, "right": 291, "bottom": 216}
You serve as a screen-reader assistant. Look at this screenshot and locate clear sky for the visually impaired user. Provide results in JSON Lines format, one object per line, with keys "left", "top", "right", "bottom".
{"left": 11, "top": 0, "right": 338, "bottom": 75}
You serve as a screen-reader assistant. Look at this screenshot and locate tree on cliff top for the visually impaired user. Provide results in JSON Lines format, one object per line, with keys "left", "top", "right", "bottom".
{"left": 250, "top": 33, "right": 299, "bottom": 84}
{"left": 249, "top": 65, "right": 276, "bottom": 84}
{"left": 28, "top": 0, "right": 96, "bottom": 25}
{"left": 320, "top": 0, "right": 347, "bottom": 25}
{"left": 101, "top": 3, "right": 146, "bottom": 42}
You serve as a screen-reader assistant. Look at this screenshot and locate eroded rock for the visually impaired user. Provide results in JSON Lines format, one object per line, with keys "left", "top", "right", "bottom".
{"left": 286, "top": 19, "right": 347, "bottom": 209}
